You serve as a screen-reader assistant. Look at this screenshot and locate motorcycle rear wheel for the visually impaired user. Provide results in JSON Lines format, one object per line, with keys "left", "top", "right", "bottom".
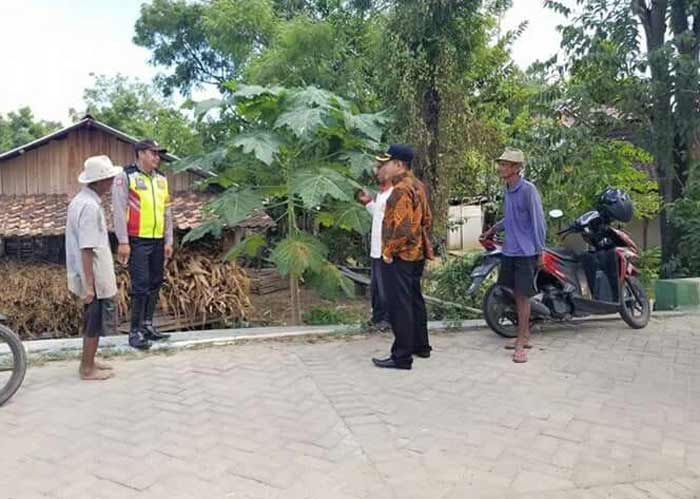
{"left": 482, "top": 284, "right": 518, "bottom": 338}
{"left": 619, "top": 276, "right": 650, "bottom": 329}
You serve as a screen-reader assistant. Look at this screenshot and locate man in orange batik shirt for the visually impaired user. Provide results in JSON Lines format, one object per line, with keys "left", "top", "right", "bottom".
{"left": 371, "top": 145, "right": 434, "bottom": 370}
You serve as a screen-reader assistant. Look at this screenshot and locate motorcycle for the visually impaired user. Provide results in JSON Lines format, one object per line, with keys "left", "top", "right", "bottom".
{"left": 0, "top": 313, "right": 27, "bottom": 406}
{"left": 467, "top": 198, "right": 651, "bottom": 338}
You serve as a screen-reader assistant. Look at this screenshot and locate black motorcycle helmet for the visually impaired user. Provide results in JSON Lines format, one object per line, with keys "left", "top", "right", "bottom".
{"left": 597, "top": 187, "right": 634, "bottom": 223}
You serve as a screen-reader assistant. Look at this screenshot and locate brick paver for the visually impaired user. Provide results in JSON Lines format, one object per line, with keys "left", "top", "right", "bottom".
{"left": 1, "top": 315, "right": 699, "bottom": 498}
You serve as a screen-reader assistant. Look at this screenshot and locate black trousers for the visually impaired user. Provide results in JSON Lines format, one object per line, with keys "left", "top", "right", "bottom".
{"left": 370, "top": 258, "right": 390, "bottom": 324}
{"left": 129, "top": 237, "right": 165, "bottom": 297}
{"left": 381, "top": 258, "right": 430, "bottom": 364}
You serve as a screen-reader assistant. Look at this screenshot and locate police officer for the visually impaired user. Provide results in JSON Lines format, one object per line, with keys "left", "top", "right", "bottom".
{"left": 112, "top": 139, "right": 173, "bottom": 350}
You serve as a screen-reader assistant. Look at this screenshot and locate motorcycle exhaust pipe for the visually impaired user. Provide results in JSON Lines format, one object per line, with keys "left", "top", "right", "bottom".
{"left": 496, "top": 286, "right": 551, "bottom": 318}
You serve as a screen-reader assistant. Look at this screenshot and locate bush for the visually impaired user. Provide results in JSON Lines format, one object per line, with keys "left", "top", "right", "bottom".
{"left": 302, "top": 306, "right": 363, "bottom": 325}
{"left": 636, "top": 247, "right": 661, "bottom": 292}
{"left": 672, "top": 178, "right": 700, "bottom": 276}
{"left": 423, "top": 253, "right": 492, "bottom": 320}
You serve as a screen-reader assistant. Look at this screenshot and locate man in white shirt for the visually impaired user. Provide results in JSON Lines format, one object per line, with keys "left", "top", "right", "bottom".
{"left": 66, "top": 155, "right": 122, "bottom": 380}
{"left": 358, "top": 162, "right": 393, "bottom": 331}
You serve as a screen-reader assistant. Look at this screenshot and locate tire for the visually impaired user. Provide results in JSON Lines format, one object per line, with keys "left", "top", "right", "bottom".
{"left": 619, "top": 276, "right": 650, "bottom": 330}
{"left": 0, "top": 324, "right": 27, "bottom": 406}
{"left": 482, "top": 283, "right": 518, "bottom": 338}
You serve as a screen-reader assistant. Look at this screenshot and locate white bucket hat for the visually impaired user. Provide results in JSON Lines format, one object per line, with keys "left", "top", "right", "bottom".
{"left": 78, "top": 155, "right": 123, "bottom": 184}
{"left": 496, "top": 148, "right": 526, "bottom": 165}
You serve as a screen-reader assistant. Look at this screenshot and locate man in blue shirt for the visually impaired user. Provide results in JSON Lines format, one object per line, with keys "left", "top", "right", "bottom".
{"left": 482, "top": 148, "right": 546, "bottom": 363}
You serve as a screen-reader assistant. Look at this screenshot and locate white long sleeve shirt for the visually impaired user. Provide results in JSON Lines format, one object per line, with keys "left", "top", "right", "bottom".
{"left": 366, "top": 187, "right": 394, "bottom": 259}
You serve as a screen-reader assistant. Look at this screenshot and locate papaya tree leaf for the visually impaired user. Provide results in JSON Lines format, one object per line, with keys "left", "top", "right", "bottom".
{"left": 270, "top": 234, "right": 328, "bottom": 277}
{"left": 287, "top": 86, "right": 335, "bottom": 109}
{"left": 223, "top": 233, "right": 267, "bottom": 261}
{"left": 316, "top": 211, "right": 336, "bottom": 228}
{"left": 342, "top": 151, "right": 376, "bottom": 178}
{"left": 274, "top": 107, "right": 326, "bottom": 138}
{"left": 344, "top": 111, "right": 389, "bottom": 142}
{"left": 207, "top": 187, "right": 263, "bottom": 226}
{"left": 170, "top": 147, "right": 227, "bottom": 173}
{"left": 306, "top": 261, "right": 355, "bottom": 300}
{"left": 232, "top": 131, "right": 283, "bottom": 166}
{"left": 332, "top": 202, "right": 371, "bottom": 235}
{"left": 291, "top": 168, "right": 353, "bottom": 208}
{"left": 182, "top": 220, "right": 224, "bottom": 244}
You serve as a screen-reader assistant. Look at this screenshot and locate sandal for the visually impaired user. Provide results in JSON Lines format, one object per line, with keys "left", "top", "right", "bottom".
{"left": 504, "top": 341, "right": 532, "bottom": 350}
{"left": 512, "top": 349, "right": 528, "bottom": 363}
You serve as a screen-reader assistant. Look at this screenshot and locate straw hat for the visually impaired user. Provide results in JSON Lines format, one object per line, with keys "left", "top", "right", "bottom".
{"left": 78, "top": 155, "right": 123, "bottom": 184}
{"left": 495, "top": 148, "right": 526, "bottom": 165}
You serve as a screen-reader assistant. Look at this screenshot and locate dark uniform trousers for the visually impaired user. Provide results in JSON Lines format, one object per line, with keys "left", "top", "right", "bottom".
{"left": 381, "top": 258, "right": 430, "bottom": 365}
{"left": 129, "top": 237, "right": 165, "bottom": 296}
{"left": 129, "top": 237, "right": 165, "bottom": 331}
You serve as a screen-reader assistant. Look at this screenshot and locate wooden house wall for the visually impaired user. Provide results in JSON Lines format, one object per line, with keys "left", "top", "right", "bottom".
{"left": 0, "top": 127, "right": 198, "bottom": 196}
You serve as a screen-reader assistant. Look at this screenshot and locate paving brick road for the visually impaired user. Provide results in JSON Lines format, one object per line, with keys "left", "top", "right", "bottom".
{"left": 1, "top": 315, "right": 699, "bottom": 499}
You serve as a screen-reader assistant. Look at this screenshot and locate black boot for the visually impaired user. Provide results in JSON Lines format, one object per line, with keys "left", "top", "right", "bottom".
{"left": 144, "top": 292, "right": 170, "bottom": 341}
{"left": 128, "top": 295, "right": 151, "bottom": 350}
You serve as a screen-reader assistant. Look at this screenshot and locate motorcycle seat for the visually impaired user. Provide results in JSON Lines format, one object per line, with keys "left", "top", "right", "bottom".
{"left": 547, "top": 248, "right": 578, "bottom": 262}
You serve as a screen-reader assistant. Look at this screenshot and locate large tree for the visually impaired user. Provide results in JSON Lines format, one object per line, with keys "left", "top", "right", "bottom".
{"left": 373, "top": 0, "right": 513, "bottom": 230}
{"left": 133, "top": 0, "right": 528, "bottom": 233}
{"left": 72, "top": 74, "right": 204, "bottom": 157}
{"left": 134, "top": 0, "right": 381, "bottom": 102}
{"left": 133, "top": 0, "right": 276, "bottom": 95}
{"left": 548, "top": 0, "right": 700, "bottom": 275}
{"left": 0, "top": 108, "right": 61, "bottom": 153}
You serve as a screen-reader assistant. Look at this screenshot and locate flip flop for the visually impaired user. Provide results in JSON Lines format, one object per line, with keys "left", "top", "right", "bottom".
{"left": 504, "top": 342, "right": 532, "bottom": 350}
{"left": 512, "top": 349, "right": 528, "bottom": 363}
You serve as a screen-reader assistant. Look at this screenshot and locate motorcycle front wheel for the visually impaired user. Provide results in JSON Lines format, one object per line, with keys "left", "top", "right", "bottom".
{"left": 0, "top": 324, "right": 27, "bottom": 406}
{"left": 482, "top": 284, "right": 518, "bottom": 338}
{"left": 619, "top": 276, "right": 650, "bottom": 329}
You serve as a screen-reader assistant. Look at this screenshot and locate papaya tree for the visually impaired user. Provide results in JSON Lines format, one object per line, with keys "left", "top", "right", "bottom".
{"left": 175, "top": 84, "right": 389, "bottom": 324}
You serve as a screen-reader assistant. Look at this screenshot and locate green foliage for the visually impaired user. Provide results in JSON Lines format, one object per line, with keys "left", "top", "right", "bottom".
{"left": 317, "top": 225, "right": 369, "bottom": 265}
{"left": 246, "top": 13, "right": 379, "bottom": 104}
{"left": 328, "top": 203, "right": 372, "bottom": 235}
{"left": 672, "top": 177, "right": 700, "bottom": 275}
{"left": 521, "top": 127, "right": 661, "bottom": 227}
{"left": 74, "top": 74, "right": 204, "bottom": 157}
{"left": 636, "top": 247, "right": 661, "bottom": 292}
{"left": 546, "top": 0, "right": 700, "bottom": 275}
{"left": 134, "top": 0, "right": 219, "bottom": 93}
{"left": 271, "top": 234, "right": 328, "bottom": 277}
{"left": 305, "top": 261, "right": 355, "bottom": 300}
{"left": 0, "top": 107, "right": 61, "bottom": 153}
{"left": 302, "top": 305, "right": 360, "bottom": 325}
{"left": 203, "top": 0, "right": 276, "bottom": 63}
{"left": 374, "top": 0, "right": 516, "bottom": 231}
{"left": 223, "top": 233, "right": 267, "bottom": 261}
{"left": 423, "top": 253, "right": 491, "bottom": 320}
{"left": 179, "top": 84, "right": 387, "bottom": 301}
{"left": 134, "top": 0, "right": 378, "bottom": 102}
{"left": 291, "top": 169, "right": 355, "bottom": 208}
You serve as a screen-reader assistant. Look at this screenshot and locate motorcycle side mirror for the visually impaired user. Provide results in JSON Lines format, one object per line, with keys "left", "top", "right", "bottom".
{"left": 549, "top": 209, "right": 564, "bottom": 219}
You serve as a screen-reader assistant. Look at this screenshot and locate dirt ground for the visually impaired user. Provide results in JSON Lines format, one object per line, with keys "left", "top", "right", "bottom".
{"left": 248, "top": 287, "right": 371, "bottom": 326}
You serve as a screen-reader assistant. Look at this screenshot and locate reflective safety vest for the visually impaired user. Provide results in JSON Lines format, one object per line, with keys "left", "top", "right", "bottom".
{"left": 124, "top": 165, "right": 170, "bottom": 239}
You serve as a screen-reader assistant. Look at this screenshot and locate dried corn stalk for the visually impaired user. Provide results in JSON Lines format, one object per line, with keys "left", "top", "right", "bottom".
{"left": 116, "top": 249, "right": 253, "bottom": 327}
{"left": 0, "top": 261, "right": 82, "bottom": 339}
{"left": 1, "top": 249, "right": 253, "bottom": 339}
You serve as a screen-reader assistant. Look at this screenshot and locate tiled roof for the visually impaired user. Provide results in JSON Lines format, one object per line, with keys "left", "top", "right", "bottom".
{"left": 0, "top": 192, "right": 273, "bottom": 238}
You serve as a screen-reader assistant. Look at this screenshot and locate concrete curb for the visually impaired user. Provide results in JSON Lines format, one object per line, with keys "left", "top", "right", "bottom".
{"left": 18, "top": 320, "right": 488, "bottom": 358}
{"left": 8, "top": 310, "right": 691, "bottom": 359}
